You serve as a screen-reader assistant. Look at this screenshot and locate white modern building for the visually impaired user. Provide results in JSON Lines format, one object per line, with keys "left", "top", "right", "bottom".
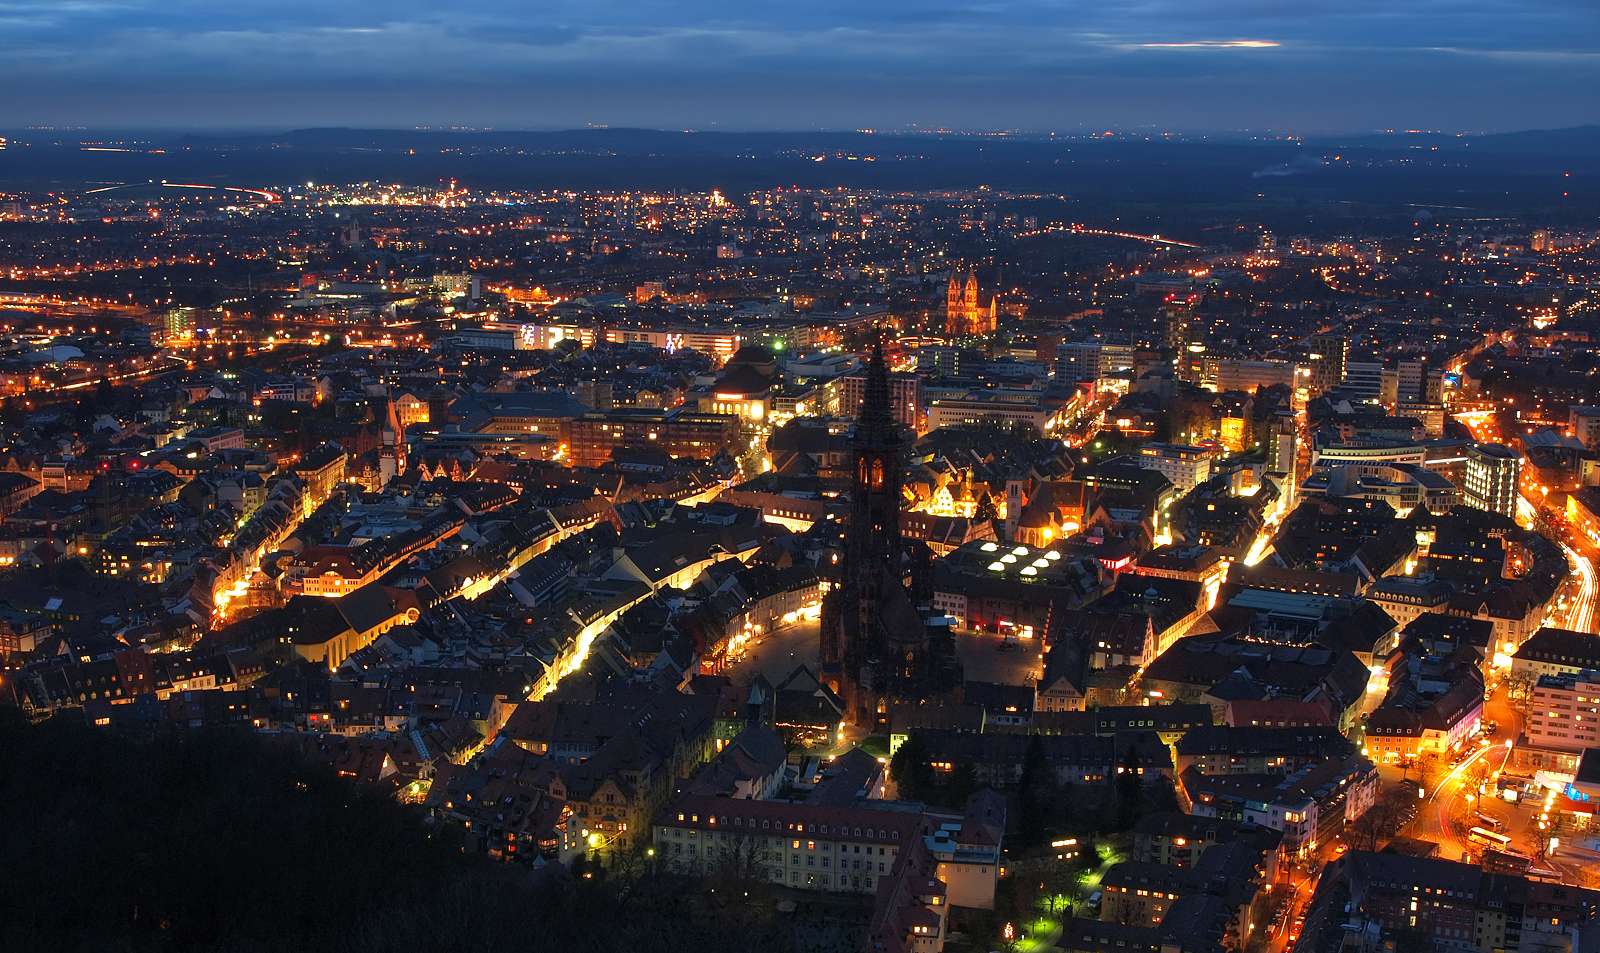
{"left": 1463, "top": 443, "right": 1520, "bottom": 518}
{"left": 1138, "top": 443, "right": 1212, "bottom": 493}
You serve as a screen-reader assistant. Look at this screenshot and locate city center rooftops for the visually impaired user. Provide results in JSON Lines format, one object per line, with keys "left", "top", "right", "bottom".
{"left": 1226, "top": 589, "right": 1337, "bottom": 619}
{"left": 1513, "top": 626, "right": 1600, "bottom": 670}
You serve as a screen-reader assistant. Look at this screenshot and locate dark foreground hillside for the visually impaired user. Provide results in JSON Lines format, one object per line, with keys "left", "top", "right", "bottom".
{"left": 0, "top": 710, "right": 842, "bottom": 953}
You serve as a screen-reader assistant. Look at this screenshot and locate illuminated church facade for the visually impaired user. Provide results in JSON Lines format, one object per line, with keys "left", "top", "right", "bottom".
{"left": 945, "top": 262, "right": 998, "bottom": 337}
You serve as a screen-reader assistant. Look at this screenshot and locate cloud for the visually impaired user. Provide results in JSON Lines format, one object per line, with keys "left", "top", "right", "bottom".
{"left": 1139, "top": 40, "right": 1280, "bottom": 48}
{"left": 0, "top": 0, "right": 1596, "bottom": 130}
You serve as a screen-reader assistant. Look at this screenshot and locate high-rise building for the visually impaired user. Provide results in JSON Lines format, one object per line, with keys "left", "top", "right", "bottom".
{"left": 1463, "top": 443, "right": 1521, "bottom": 518}
{"left": 1160, "top": 299, "right": 1191, "bottom": 350}
{"left": 1265, "top": 409, "right": 1297, "bottom": 487}
{"left": 164, "top": 307, "right": 193, "bottom": 338}
{"left": 1340, "top": 358, "right": 1384, "bottom": 401}
{"left": 1053, "top": 342, "right": 1102, "bottom": 384}
{"left": 1396, "top": 360, "right": 1444, "bottom": 404}
{"left": 1379, "top": 369, "right": 1400, "bottom": 409}
{"left": 1306, "top": 334, "right": 1347, "bottom": 398}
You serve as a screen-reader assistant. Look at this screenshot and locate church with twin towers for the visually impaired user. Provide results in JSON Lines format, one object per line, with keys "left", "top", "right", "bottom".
{"left": 944, "top": 260, "right": 998, "bottom": 337}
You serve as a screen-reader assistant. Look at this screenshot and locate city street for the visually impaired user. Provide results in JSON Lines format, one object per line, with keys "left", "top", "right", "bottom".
{"left": 1562, "top": 541, "right": 1599, "bottom": 635}
{"left": 1394, "top": 681, "right": 1600, "bottom": 885}
{"left": 1409, "top": 738, "right": 1510, "bottom": 864}
{"left": 1263, "top": 864, "right": 1324, "bottom": 953}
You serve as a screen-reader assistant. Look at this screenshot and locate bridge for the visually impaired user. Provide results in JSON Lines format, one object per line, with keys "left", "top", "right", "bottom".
{"left": 83, "top": 183, "right": 280, "bottom": 203}
{"left": 1015, "top": 223, "right": 1202, "bottom": 249}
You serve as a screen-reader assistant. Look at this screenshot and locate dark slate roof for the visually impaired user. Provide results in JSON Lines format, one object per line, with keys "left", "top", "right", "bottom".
{"left": 1513, "top": 626, "right": 1600, "bottom": 668}
{"left": 1174, "top": 724, "right": 1353, "bottom": 759}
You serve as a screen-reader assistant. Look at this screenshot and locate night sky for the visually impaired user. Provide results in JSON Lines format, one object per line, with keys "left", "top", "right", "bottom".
{"left": 2, "top": 0, "right": 1597, "bottom": 133}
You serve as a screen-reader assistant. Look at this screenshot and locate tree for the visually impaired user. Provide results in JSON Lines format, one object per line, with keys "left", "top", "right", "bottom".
{"left": 1114, "top": 743, "right": 1145, "bottom": 831}
{"left": 1052, "top": 780, "right": 1079, "bottom": 832}
{"left": 1146, "top": 776, "right": 1181, "bottom": 815}
{"left": 1450, "top": 757, "right": 1493, "bottom": 832}
{"left": 1506, "top": 670, "right": 1539, "bottom": 713}
{"left": 1019, "top": 733, "right": 1050, "bottom": 793}
{"left": 1394, "top": 925, "right": 1432, "bottom": 953}
{"left": 1349, "top": 798, "right": 1394, "bottom": 852}
{"left": 1017, "top": 735, "right": 1054, "bottom": 847}
{"left": 945, "top": 759, "right": 979, "bottom": 808}
{"left": 1010, "top": 421, "right": 1042, "bottom": 442}
{"left": 1345, "top": 779, "right": 1425, "bottom": 850}
{"left": 775, "top": 723, "right": 807, "bottom": 763}
{"left": 1414, "top": 752, "right": 1448, "bottom": 799}
{"left": 1167, "top": 392, "right": 1216, "bottom": 445}
{"left": 889, "top": 734, "right": 935, "bottom": 802}
{"left": 707, "top": 832, "right": 777, "bottom": 895}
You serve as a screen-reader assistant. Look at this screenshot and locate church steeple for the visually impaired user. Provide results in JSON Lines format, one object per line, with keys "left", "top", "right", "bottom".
{"left": 819, "top": 331, "right": 964, "bottom": 722}
{"left": 945, "top": 261, "right": 995, "bottom": 337}
{"left": 843, "top": 335, "right": 904, "bottom": 638}
{"left": 946, "top": 259, "right": 965, "bottom": 316}
{"left": 857, "top": 336, "right": 897, "bottom": 447}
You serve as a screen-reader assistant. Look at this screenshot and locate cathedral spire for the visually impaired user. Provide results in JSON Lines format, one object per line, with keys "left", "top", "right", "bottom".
{"left": 857, "top": 334, "right": 897, "bottom": 447}
{"left": 819, "top": 327, "right": 963, "bottom": 719}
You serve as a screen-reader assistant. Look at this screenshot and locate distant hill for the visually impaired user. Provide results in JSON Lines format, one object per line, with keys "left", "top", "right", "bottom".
{"left": 3, "top": 125, "right": 1598, "bottom": 208}
{"left": 1310, "top": 125, "right": 1600, "bottom": 157}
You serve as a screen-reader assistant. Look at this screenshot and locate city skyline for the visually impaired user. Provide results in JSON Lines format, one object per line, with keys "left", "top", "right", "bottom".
{"left": 6, "top": 5, "right": 1600, "bottom": 953}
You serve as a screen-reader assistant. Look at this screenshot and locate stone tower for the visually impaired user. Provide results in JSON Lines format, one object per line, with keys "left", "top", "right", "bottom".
{"left": 821, "top": 335, "right": 962, "bottom": 725}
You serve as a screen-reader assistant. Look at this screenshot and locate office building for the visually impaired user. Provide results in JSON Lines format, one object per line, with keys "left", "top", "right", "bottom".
{"left": 1463, "top": 443, "right": 1520, "bottom": 518}
{"left": 567, "top": 407, "right": 739, "bottom": 468}
{"left": 1204, "top": 358, "right": 1298, "bottom": 395}
{"left": 1054, "top": 343, "right": 1102, "bottom": 384}
{"left": 1138, "top": 443, "right": 1212, "bottom": 493}
{"left": 1340, "top": 358, "right": 1384, "bottom": 401}
{"left": 1306, "top": 334, "right": 1347, "bottom": 398}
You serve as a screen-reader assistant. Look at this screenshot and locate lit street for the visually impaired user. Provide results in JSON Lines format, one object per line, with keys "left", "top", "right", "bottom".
{"left": 1410, "top": 739, "right": 1508, "bottom": 864}
{"left": 1562, "top": 542, "right": 1599, "bottom": 635}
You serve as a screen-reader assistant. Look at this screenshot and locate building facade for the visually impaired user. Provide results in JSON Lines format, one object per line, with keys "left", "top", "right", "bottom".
{"left": 1463, "top": 443, "right": 1521, "bottom": 518}
{"left": 1138, "top": 443, "right": 1212, "bottom": 493}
